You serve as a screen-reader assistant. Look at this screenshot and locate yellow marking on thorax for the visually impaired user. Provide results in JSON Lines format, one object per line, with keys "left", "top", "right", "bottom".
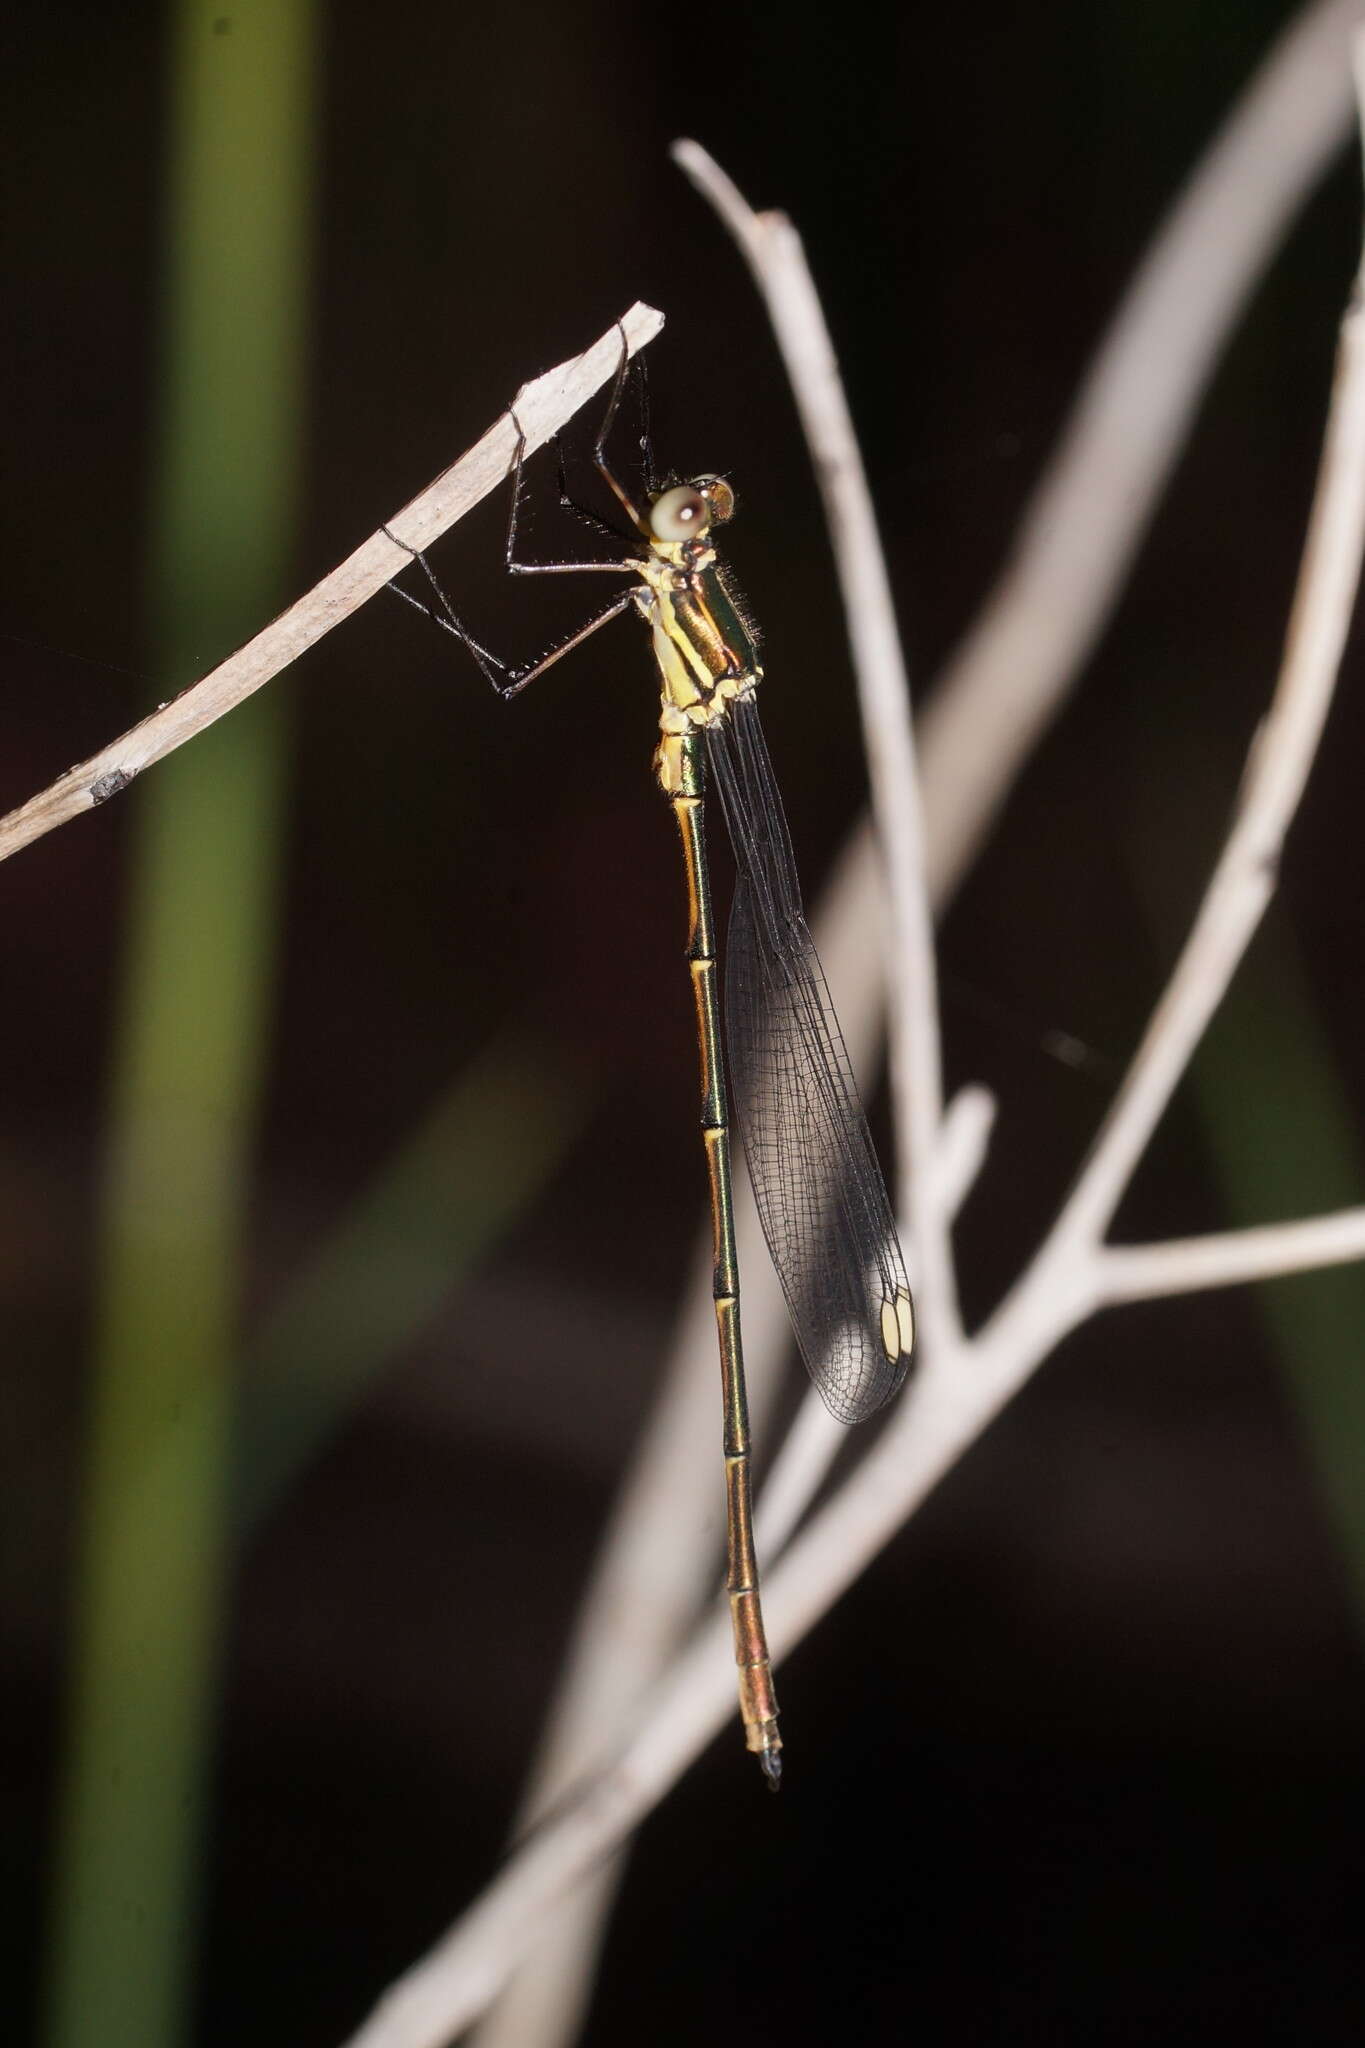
{"left": 639, "top": 540, "right": 762, "bottom": 795}
{"left": 640, "top": 545, "right": 759, "bottom": 700}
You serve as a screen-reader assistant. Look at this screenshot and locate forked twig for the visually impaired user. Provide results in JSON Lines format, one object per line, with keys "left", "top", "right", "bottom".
{"left": 0, "top": 305, "right": 663, "bottom": 865}
{"left": 471, "top": 14, "right": 1365, "bottom": 2037}
{"left": 343, "top": 22, "right": 1365, "bottom": 2048}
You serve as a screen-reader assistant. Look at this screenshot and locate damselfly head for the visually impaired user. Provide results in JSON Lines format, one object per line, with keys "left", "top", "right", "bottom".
{"left": 648, "top": 474, "right": 737, "bottom": 543}
{"left": 649, "top": 483, "right": 712, "bottom": 542}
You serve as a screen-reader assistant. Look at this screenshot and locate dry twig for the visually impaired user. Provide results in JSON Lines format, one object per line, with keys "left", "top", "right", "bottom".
{"left": 0, "top": 305, "right": 663, "bottom": 865}
{"left": 344, "top": 20, "right": 1365, "bottom": 2048}
{"left": 467, "top": 13, "right": 1365, "bottom": 2041}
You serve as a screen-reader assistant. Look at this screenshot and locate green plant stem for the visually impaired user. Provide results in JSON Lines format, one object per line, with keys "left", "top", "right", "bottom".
{"left": 43, "top": 7, "right": 318, "bottom": 2045}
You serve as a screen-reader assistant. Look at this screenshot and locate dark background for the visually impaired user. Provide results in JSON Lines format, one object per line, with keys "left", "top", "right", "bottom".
{"left": 7, "top": 3, "right": 1365, "bottom": 2044}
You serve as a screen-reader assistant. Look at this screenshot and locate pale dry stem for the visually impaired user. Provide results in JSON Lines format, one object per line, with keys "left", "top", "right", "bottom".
{"left": 0, "top": 305, "right": 664, "bottom": 865}
{"left": 345, "top": 18, "right": 1365, "bottom": 2048}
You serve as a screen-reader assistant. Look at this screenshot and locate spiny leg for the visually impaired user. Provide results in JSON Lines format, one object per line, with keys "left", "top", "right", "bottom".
{"left": 555, "top": 431, "right": 634, "bottom": 547}
{"left": 635, "top": 349, "right": 658, "bottom": 497}
{"left": 383, "top": 525, "right": 637, "bottom": 699}
{"left": 503, "top": 401, "right": 639, "bottom": 578}
{"left": 549, "top": 337, "right": 656, "bottom": 545}
{"left": 593, "top": 322, "right": 650, "bottom": 535}
{"left": 386, "top": 333, "right": 652, "bottom": 690}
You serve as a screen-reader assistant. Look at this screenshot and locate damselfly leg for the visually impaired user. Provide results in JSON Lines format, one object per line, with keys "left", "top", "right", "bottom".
{"left": 384, "top": 338, "right": 649, "bottom": 696}
{"left": 556, "top": 351, "right": 658, "bottom": 543}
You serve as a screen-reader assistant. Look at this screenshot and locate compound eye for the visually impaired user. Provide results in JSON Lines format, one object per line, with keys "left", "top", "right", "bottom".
{"left": 696, "top": 475, "right": 735, "bottom": 525}
{"left": 650, "top": 485, "right": 710, "bottom": 541}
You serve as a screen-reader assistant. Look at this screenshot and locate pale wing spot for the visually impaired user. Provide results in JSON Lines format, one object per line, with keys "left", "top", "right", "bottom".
{"left": 895, "top": 1287, "right": 915, "bottom": 1358}
{"left": 880, "top": 1297, "right": 900, "bottom": 1364}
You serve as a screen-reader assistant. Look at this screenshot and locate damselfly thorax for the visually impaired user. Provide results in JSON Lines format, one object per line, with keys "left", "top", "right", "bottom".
{"left": 631, "top": 478, "right": 762, "bottom": 796}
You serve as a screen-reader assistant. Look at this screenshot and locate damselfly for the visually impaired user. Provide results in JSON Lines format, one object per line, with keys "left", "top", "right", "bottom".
{"left": 386, "top": 334, "right": 915, "bottom": 1785}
